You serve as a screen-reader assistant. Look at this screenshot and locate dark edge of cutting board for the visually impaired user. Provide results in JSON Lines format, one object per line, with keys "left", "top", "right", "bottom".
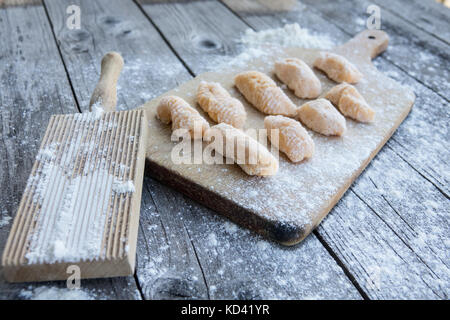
{"left": 144, "top": 159, "right": 306, "bottom": 245}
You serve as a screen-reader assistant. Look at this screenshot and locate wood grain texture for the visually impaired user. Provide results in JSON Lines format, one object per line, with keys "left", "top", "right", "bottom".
{"left": 136, "top": 0, "right": 362, "bottom": 299}
{"left": 290, "top": 2, "right": 450, "bottom": 197}
{"left": 138, "top": 0, "right": 247, "bottom": 75}
{"left": 297, "top": 0, "right": 450, "bottom": 195}
{"left": 372, "top": 0, "right": 450, "bottom": 45}
{"left": 225, "top": 0, "right": 449, "bottom": 299}
{"left": 1, "top": 0, "right": 447, "bottom": 300}
{"left": 0, "top": 3, "right": 140, "bottom": 299}
{"left": 44, "top": 0, "right": 192, "bottom": 112}
{"left": 0, "top": 0, "right": 40, "bottom": 7}
{"left": 300, "top": 0, "right": 450, "bottom": 101}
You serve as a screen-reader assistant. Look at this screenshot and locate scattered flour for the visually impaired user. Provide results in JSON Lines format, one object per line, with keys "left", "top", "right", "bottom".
{"left": 240, "top": 23, "right": 334, "bottom": 50}
{"left": 19, "top": 286, "right": 94, "bottom": 300}
{"left": 0, "top": 215, "right": 12, "bottom": 228}
{"left": 223, "top": 221, "right": 238, "bottom": 234}
{"left": 36, "top": 144, "right": 56, "bottom": 161}
{"left": 112, "top": 180, "right": 136, "bottom": 194}
{"left": 216, "top": 23, "right": 334, "bottom": 71}
{"left": 83, "top": 102, "right": 104, "bottom": 120}
{"left": 207, "top": 232, "right": 218, "bottom": 246}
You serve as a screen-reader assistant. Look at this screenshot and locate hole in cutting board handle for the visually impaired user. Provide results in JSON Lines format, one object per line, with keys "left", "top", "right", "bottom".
{"left": 368, "top": 35, "right": 376, "bottom": 39}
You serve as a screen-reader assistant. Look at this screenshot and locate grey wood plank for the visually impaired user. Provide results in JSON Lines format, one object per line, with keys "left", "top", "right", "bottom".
{"left": 137, "top": 0, "right": 363, "bottom": 299}
{"left": 300, "top": 0, "right": 449, "bottom": 101}
{"left": 224, "top": 0, "right": 450, "bottom": 299}
{"left": 0, "top": 3, "right": 140, "bottom": 300}
{"left": 136, "top": 177, "right": 209, "bottom": 299}
{"left": 44, "top": 0, "right": 192, "bottom": 112}
{"left": 173, "top": 195, "right": 363, "bottom": 299}
{"left": 42, "top": 0, "right": 212, "bottom": 299}
{"left": 138, "top": 0, "right": 247, "bottom": 75}
{"left": 372, "top": 0, "right": 450, "bottom": 45}
{"left": 296, "top": 0, "right": 450, "bottom": 196}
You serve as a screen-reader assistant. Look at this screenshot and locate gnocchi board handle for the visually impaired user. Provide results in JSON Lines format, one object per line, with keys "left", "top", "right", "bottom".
{"left": 336, "top": 29, "right": 389, "bottom": 62}
{"left": 89, "top": 52, "right": 124, "bottom": 112}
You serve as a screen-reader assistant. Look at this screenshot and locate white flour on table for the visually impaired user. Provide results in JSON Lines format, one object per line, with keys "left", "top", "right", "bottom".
{"left": 216, "top": 23, "right": 335, "bottom": 71}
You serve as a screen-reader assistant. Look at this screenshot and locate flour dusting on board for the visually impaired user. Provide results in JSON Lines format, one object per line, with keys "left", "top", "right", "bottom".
{"left": 216, "top": 23, "right": 334, "bottom": 71}
{"left": 113, "top": 180, "right": 136, "bottom": 194}
{"left": 241, "top": 23, "right": 334, "bottom": 49}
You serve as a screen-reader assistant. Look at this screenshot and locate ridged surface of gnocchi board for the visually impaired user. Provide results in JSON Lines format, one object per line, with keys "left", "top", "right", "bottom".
{"left": 2, "top": 109, "right": 148, "bottom": 282}
{"left": 139, "top": 30, "right": 415, "bottom": 245}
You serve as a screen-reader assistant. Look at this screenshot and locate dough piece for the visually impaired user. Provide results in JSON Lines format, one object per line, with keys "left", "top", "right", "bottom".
{"left": 196, "top": 81, "right": 247, "bottom": 128}
{"left": 157, "top": 95, "right": 210, "bottom": 139}
{"left": 323, "top": 83, "right": 350, "bottom": 106}
{"left": 297, "top": 99, "right": 346, "bottom": 136}
{"left": 204, "top": 123, "right": 278, "bottom": 176}
{"left": 274, "top": 58, "right": 321, "bottom": 99}
{"left": 234, "top": 71, "right": 297, "bottom": 117}
{"left": 264, "top": 115, "right": 314, "bottom": 163}
{"left": 313, "top": 52, "right": 363, "bottom": 83}
{"left": 325, "top": 84, "right": 375, "bottom": 123}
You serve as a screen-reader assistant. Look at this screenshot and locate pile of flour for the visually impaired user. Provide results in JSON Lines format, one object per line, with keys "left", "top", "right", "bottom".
{"left": 217, "top": 23, "right": 334, "bottom": 70}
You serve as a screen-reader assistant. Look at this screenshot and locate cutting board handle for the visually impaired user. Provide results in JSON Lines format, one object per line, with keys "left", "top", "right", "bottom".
{"left": 89, "top": 52, "right": 124, "bottom": 112}
{"left": 337, "top": 29, "right": 389, "bottom": 62}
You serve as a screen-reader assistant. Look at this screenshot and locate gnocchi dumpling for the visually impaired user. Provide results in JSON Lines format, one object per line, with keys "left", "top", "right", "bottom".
{"left": 274, "top": 58, "right": 321, "bottom": 99}
{"left": 157, "top": 95, "right": 210, "bottom": 139}
{"left": 235, "top": 71, "right": 297, "bottom": 117}
{"left": 297, "top": 98, "right": 346, "bottom": 136}
{"left": 325, "top": 83, "right": 375, "bottom": 123}
{"left": 264, "top": 115, "right": 314, "bottom": 163}
{"left": 196, "top": 81, "right": 247, "bottom": 128}
{"left": 314, "top": 52, "right": 363, "bottom": 84}
{"left": 204, "top": 123, "right": 278, "bottom": 176}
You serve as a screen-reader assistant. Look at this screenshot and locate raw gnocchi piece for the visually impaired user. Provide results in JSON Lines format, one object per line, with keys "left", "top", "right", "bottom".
{"left": 297, "top": 98, "right": 346, "bottom": 136}
{"left": 325, "top": 83, "right": 375, "bottom": 123}
{"left": 196, "top": 81, "right": 247, "bottom": 128}
{"left": 274, "top": 58, "right": 321, "bottom": 99}
{"left": 323, "top": 83, "right": 350, "bottom": 106}
{"left": 313, "top": 52, "right": 363, "bottom": 84}
{"left": 234, "top": 71, "right": 297, "bottom": 117}
{"left": 156, "top": 95, "right": 210, "bottom": 139}
{"left": 204, "top": 123, "right": 278, "bottom": 176}
{"left": 264, "top": 115, "right": 314, "bottom": 163}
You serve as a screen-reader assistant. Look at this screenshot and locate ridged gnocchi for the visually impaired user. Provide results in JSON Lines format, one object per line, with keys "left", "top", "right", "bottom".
{"left": 235, "top": 71, "right": 297, "bottom": 117}
{"left": 204, "top": 123, "right": 279, "bottom": 176}
{"left": 274, "top": 58, "right": 321, "bottom": 99}
{"left": 264, "top": 115, "right": 314, "bottom": 163}
{"left": 325, "top": 83, "right": 375, "bottom": 123}
{"left": 314, "top": 52, "right": 363, "bottom": 84}
{"left": 157, "top": 95, "right": 210, "bottom": 139}
{"left": 297, "top": 98, "right": 346, "bottom": 136}
{"left": 196, "top": 81, "right": 247, "bottom": 128}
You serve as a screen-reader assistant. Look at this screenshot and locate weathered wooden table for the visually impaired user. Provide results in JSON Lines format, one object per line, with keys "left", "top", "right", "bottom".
{"left": 0, "top": 0, "right": 448, "bottom": 300}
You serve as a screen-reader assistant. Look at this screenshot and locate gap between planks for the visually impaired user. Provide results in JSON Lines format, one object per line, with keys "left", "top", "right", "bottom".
{"left": 41, "top": 0, "right": 82, "bottom": 113}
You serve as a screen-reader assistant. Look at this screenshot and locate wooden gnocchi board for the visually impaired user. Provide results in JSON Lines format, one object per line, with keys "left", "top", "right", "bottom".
{"left": 139, "top": 30, "right": 415, "bottom": 245}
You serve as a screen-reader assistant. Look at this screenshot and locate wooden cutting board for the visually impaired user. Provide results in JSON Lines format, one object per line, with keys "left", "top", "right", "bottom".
{"left": 138, "top": 30, "right": 415, "bottom": 245}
